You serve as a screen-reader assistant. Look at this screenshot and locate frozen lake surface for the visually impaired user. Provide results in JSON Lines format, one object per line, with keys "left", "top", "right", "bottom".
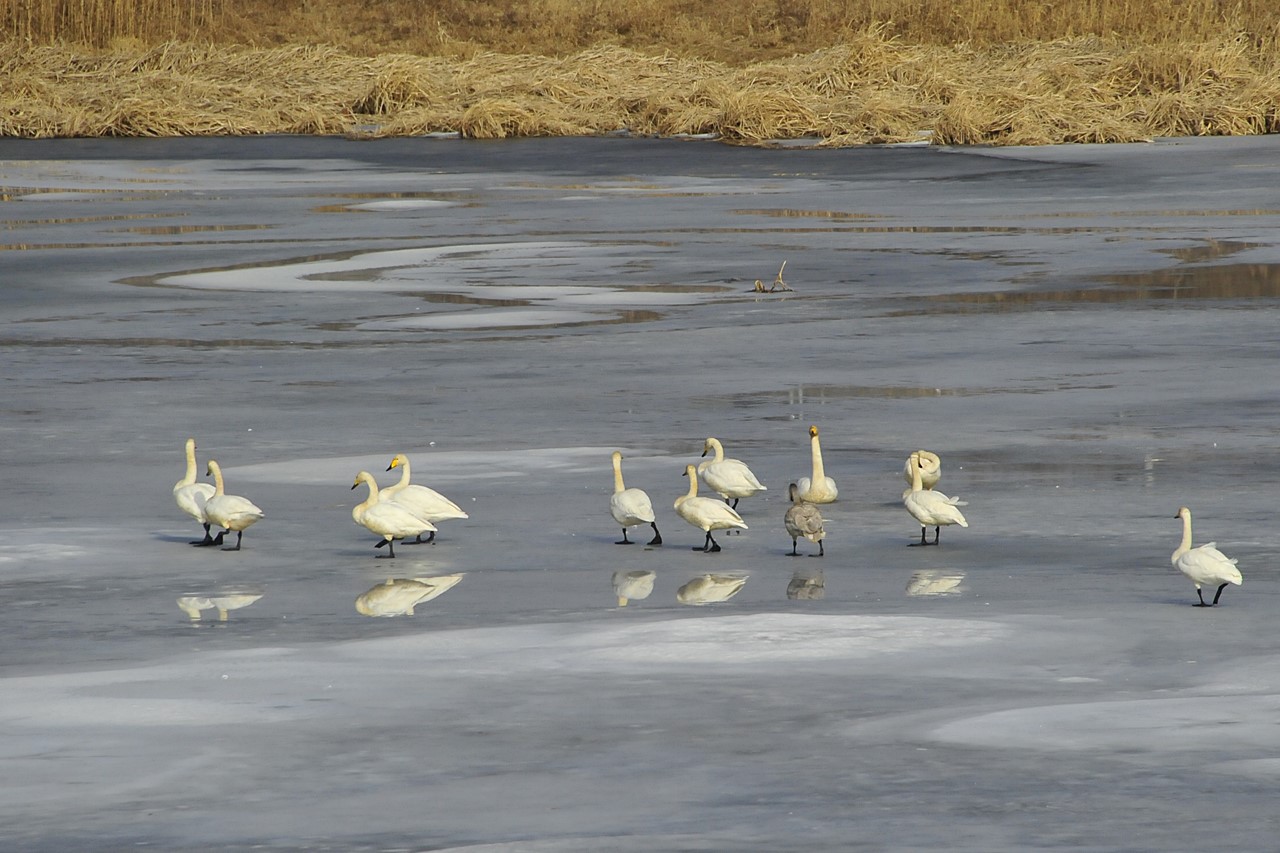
{"left": 2, "top": 134, "right": 1280, "bottom": 850}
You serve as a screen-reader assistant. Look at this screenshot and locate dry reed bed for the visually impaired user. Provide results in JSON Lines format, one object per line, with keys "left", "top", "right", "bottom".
{"left": 3, "top": 33, "right": 1279, "bottom": 145}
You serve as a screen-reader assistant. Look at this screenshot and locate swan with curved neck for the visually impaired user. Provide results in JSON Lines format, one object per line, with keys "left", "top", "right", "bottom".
{"left": 796, "top": 426, "right": 838, "bottom": 504}
{"left": 698, "top": 437, "right": 766, "bottom": 510}
{"left": 675, "top": 463, "right": 748, "bottom": 552}
{"left": 380, "top": 453, "right": 468, "bottom": 544}
{"left": 353, "top": 471, "right": 436, "bottom": 558}
{"left": 1172, "top": 506, "right": 1242, "bottom": 606}
{"left": 174, "top": 438, "right": 217, "bottom": 545}
{"left": 610, "top": 451, "right": 661, "bottom": 546}
{"left": 203, "top": 460, "right": 265, "bottom": 551}
{"left": 903, "top": 451, "right": 967, "bottom": 546}
{"left": 901, "top": 450, "right": 941, "bottom": 498}
{"left": 784, "top": 482, "right": 825, "bottom": 557}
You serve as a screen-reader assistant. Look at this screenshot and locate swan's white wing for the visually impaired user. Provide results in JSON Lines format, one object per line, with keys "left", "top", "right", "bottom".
{"left": 611, "top": 487, "right": 656, "bottom": 525}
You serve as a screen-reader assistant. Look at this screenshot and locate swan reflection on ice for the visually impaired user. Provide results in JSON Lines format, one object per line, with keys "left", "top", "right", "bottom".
{"left": 177, "top": 590, "right": 265, "bottom": 621}
{"left": 787, "top": 567, "right": 826, "bottom": 600}
{"left": 676, "top": 573, "right": 749, "bottom": 605}
{"left": 905, "top": 569, "right": 967, "bottom": 597}
{"left": 355, "top": 573, "right": 466, "bottom": 616}
{"left": 611, "top": 569, "right": 656, "bottom": 607}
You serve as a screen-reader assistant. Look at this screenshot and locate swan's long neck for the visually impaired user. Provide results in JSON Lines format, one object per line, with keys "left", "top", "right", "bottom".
{"left": 679, "top": 467, "right": 699, "bottom": 503}
{"left": 357, "top": 475, "right": 380, "bottom": 512}
{"left": 181, "top": 440, "right": 199, "bottom": 486}
{"left": 208, "top": 462, "right": 225, "bottom": 496}
{"left": 394, "top": 457, "right": 412, "bottom": 488}
{"left": 612, "top": 454, "right": 626, "bottom": 493}
{"left": 909, "top": 456, "right": 924, "bottom": 492}
{"left": 707, "top": 439, "right": 725, "bottom": 463}
{"left": 810, "top": 433, "right": 825, "bottom": 481}
{"left": 1174, "top": 511, "right": 1193, "bottom": 562}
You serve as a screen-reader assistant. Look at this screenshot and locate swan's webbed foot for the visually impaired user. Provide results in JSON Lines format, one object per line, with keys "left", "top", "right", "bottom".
{"left": 788, "top": 539, "right": 801, "bottom": 556}
{"left": 210, "top": 530, "right": 226, "bottom": 547}
{"left": 1211, "top": 583, "right": 1229, "bottom": 605}
{"left": 705, "top": 532, "right": 722, "bottom": 553}
{"left": 220, "top": 531, "right": 243, "bottom": 552}
{"left": 190, "top": 526, "right": 216, "bottom": 547}
{"left": 616, "top": 528, "right": 634, "bottom": 545}
{"left": 410, "top": 531, "right": 436, "bottom": 545}
{"left": 909, "top": 528, "right": 931, "bottom": 546}
{"left": 814, "top": 541, "right": 824, "bottom": 557}
{"left": 1194, "top": 588, "right": 1210, "bottom": 607}
{"left": 375, "top": 539, "right": 397, "bottom": 558}
{"left": 646, "top": 523, "right": 662, "bottom": 547}
{"left": 931, "top": 526, "right": 941, "bottom": 545}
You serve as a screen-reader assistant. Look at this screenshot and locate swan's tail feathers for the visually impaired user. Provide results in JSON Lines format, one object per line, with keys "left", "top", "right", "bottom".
{"left": 948, "top": 497, "right": 969, "bottom": 506}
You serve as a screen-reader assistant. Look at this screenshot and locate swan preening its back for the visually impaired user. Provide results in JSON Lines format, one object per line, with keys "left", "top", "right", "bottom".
{"left": 784, "top": 482, "right": 825, "bottom": 557}
{"left": 796, "top": 426, "right": 838, "bottom": 504}
{"left": 203, "top": 460, "right": 265, "bottom": 551}
{"left": 903, "top": 450, "right": 967, "bottom": 546}
{"left": 698, "top": 437, "right": 767, "bottom": 509}
{"left": 352, "top": 470, "right": 436, "bottom": 558}
{"left": 380, "top": 453, "right": 468, "bottom": 543}
{"left": 675, "top": 463, "right": 748, "bottom": 552}
{"left": 610, "top": 451, "right": 661, "bottom": 546}
{"left": 174, "top": 438, "right": 217, "bottom": 545}
{"left": 1172, "top": 506, "right": 1242, "bottom": 607}
{"left": 901, "top": 450, "right": 941, "bottom": 498}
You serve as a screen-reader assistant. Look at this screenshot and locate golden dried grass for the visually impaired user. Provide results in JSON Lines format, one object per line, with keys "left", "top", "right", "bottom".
{"left": 3, "top": 13, "right": 1280, "bottom": 145}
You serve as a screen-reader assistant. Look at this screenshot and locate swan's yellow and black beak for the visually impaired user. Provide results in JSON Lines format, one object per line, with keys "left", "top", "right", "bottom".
{"left": 351, "top": 479, "right": 360, "bottom": 490}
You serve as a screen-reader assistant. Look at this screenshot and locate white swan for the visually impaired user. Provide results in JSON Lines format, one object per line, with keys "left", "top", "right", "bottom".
{"left": 795, "top": 425, "right": 838, "bottom": 504}
{"left": 901, "top": 449, "right": 941, "bottom": 499}
{"left": 355, "top": 574, "right": 465, "bottom": 616}
{"left": 903, "top": 451, "right": 967, "bottom": 546}
{"left": 675, "top": 463, "right": 748, "bottom": 552}
{"left": 609, "top": 451, "right": 661, "bottom": 546}
{"left": 784, "top": 482, "right": 825, "bottom": 557}
{"left": 352, "top": 471, "right": 436, "bottom": 559}
{"left": 174, "top": 438, "right": 217, "bottom": 545}
{"left": 677, "top": 573, "right": 749, "bottom": 605}
{"left": 1172, "top": 506, "right": 1243, "bottom": 607}
{"left": 697, "top": 437, "right": 766, "bottom": 509}
{"left": 612, "top": 569, "right": 656, "bottom": 607}
{"left": 379, "top": 453, "right": 468, "bottom": 544}
{"left": 203, "top": 460, "right": 265, "bottom": 551}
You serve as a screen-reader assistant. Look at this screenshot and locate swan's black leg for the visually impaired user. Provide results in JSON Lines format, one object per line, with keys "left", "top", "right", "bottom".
{"left": 647, "top": 523, "right": 662, "bottom": 546}
{"left": 707, "top": 531, "right": 721, "bottom": 553}
{"left": 731, "top": 498, "right": 740, "bottom": 510}
{"left": 932, "top": 526, "right": 941, "bottom": 545}
{"left": 410, "top": 530, "right": 436, "bottom": 545}
{"left": 1211, "top": 583, "right": 1229, "bottom": 605}
{"left": 788, "top": 537, "right": 800, "bottom": 556}
{"left": 190, "top": 522, "right": 215, "bottom": 546}
{"left": 1194, "top": 588, "right": 1210, "bottom": 607}
{"left": 375, "top": 538, "right": 397, "bottom": 558}
{"left": 221, "top": 530, "right": 243, "bottom": 552}
{"left": 616, "top": 527, "right": 633, "bottom": 545}
{"left": 210, "top": 530, "right": 226, "bottom": 547}
{"left": 910, "top": 527, "right": 928, "bottom": 546}
{"left": 815, "top": 540, "right": 824, "bottom": 557}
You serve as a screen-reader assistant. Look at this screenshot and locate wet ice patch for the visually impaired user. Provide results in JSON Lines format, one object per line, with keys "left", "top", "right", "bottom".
{"left": 931, "top": 694, "right": 1280, "bottom": 752}
{"left": 361, "top": 308, "right": 602, "bottom": 330}
{"left": 228, "top": 447, "right": 635, "bottom": 485}
{"left": 572, "top": 614, "right": 1006, "bottom": 667}
{"left": 347, "top": 199, "right": 458, "bottom": 211}
{"left": 157, "top": 241, "right": 589, "bottom": 292}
